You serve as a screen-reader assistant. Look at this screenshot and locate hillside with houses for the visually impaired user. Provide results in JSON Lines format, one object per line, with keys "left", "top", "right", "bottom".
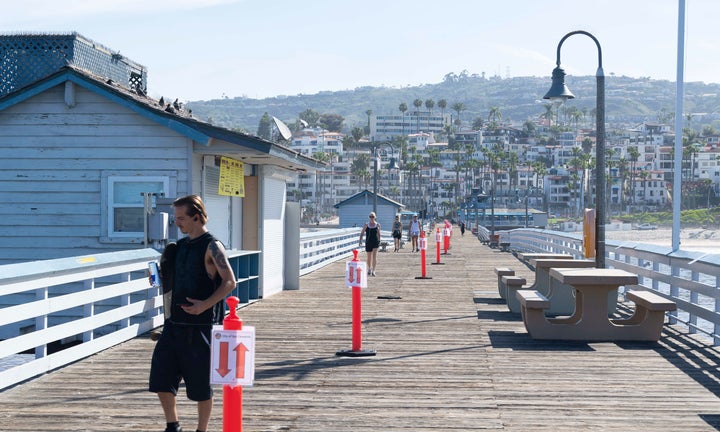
{"left": 186, "top": 74, "right": 720, "bottom": 224}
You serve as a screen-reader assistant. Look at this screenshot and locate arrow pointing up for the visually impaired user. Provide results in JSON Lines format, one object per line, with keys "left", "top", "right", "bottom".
{"left": 235, "top": 343, "right": 248, "bottom": 379}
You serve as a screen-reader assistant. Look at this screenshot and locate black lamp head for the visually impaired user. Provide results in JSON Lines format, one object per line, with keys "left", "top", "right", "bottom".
{"left": 543, "top": 66, "right": 575, "bottom": 101}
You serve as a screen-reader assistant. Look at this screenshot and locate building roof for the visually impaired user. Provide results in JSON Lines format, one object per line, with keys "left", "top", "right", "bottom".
{"left": 0, "top": 65, "right": 325, "bottom": 172}
{"left": 333, "top": 189, "right": 404, "bottom": 209}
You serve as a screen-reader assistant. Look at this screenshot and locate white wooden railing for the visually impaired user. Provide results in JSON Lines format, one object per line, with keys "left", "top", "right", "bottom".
{"left": 0, "top": 247, "right": 260, "bottom": 391}
{"left": 299, "top": 227, "right": 387, "bottom": 276}
{"left": 6, "top": 226, "right": 716, "bottom": 391}
{"left": 0, "top": 249, "right": 163, "bottom": 391}
{"left": 501, "top": 228, "right": 720, "bottom": 345}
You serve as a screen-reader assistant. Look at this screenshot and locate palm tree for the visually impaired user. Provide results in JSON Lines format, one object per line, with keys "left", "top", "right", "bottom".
{"left": 399, "top": 102, "right": 408, "bottom": 136}
{"left": 364, "top": 109, "right": 373, "bottom": 136}
{"left": 523, "top": 120, "right": 536, "bottom": 138}
{"left": 530, "top": 161, "right": 548, "bottom": 211}
{"left": 451, "top": 102, "right": 465, "bottom": 127}
{"left": 569, "top": 171, "right": 581, "bottom": 217}
{"left": 437, "top": 99, "right": 448, "bottom": 130}
{"left": 638, "top": 170, "right": 650, "bottom": 208}
{"left": 487, "top": 106, "right": 502, "bottom": 131}
{"left": 351, "top": 126, "right": 364, "bottom": 143}
{"left": 425, "top": 99, "right": 435, "bottom": 113}
{"left": 438, "top": 99, "right": 447, "bottom": 116}
{"left": 541, "top": 103, "right": 554, "bottom": 125}
{"left": 627, "top": 146, "right": 640, "bottom": 206}
{"left": 413, "top": 99, "right": 423, "bottom": 132}
{"left": 425, "top": 99, "right": 435, "bottom": 131}
{"left": 351, "top": 154, "right": 371, "bottom": 188}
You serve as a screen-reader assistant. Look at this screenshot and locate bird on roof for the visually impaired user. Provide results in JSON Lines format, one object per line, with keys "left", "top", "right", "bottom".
{"left": 158, "top": 96, "right": 165, "bottom": 107}
{"left": 164, "top": 104, "right": 176, "bottom": 114}
{"left": 173, "top": 98, "right": 182, "bottom": 111}
{"left": 105, "top": 79, "right": 115, "bottom": 86}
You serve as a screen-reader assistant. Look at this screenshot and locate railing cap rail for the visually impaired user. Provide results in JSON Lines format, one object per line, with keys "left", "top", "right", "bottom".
{"left": 0, "top": 248, "right": 160, "bottom": 285}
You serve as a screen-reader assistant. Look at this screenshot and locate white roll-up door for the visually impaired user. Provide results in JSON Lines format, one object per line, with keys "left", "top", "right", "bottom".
{"left": 203, "top": 165, "right": 231, "bottom": 247}
{"left": 261, "top": 176, "right": 286, "bottom": 297}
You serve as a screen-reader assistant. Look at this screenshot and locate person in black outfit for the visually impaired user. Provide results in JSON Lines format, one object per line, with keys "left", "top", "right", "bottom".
{"left": 391, "top": 215, "right": 403, "bottom": 252}
{"left": 359, "top": 212, "right": 381, "bottom": 276}
{"left": 149, "top": 195, "right": 237, "bottom": 432}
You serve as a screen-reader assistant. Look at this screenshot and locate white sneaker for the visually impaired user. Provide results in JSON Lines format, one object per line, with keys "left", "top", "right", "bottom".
{"left": 371, "top": 269, "right": 376, "bottom": 276}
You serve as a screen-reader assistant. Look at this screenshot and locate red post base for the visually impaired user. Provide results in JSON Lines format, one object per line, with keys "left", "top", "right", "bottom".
{"left": 336, "top": 280, "right": 376, "bottom": 357}
{"left": 415, "top": 247, "right": 432, "bottom": 279}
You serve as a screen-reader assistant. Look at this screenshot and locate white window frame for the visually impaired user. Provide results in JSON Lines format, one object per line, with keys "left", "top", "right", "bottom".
{"left": 107, "top": 176, "right": 170, "bottom": 238}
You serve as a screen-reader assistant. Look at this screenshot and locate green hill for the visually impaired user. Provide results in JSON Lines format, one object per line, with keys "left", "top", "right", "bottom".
{"left": 186, "top": 73, "right": 720, "bottom": 133}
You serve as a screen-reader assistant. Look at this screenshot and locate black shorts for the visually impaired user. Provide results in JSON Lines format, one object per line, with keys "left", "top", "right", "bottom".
{"left": 392, "top": 230, "right": 401, "bottom": 239}
{"left": 365, "top": 241, "right": 379, "bottom": 252}
{"left": 149, "top": 322, "right": 213, "bottom": 401}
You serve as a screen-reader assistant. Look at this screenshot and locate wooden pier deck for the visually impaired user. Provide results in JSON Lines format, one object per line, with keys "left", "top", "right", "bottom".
{"left": 2, "top": 230, "right": 720, "bottom": 431}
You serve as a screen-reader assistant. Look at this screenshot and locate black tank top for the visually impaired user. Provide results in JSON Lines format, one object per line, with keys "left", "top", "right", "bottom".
{"left": 170, "top": 232, "right": 223, "bottom": 326}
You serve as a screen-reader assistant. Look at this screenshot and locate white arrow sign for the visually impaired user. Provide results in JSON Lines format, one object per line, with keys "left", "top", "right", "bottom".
{"left": 210, "top": 325, "right": 255, "bottom": 387}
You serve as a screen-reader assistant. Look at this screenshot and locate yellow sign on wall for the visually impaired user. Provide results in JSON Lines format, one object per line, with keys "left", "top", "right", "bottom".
{"left": 218, "top": 156, "right": 245, "bottom": 197}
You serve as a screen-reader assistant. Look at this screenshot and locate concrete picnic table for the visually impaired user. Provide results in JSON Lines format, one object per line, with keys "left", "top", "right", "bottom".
{"left": 516, "top": 268, "right": 676, "bottom": 341}
{"left": 504, "top": 258, "right": 597, "bottom": 314}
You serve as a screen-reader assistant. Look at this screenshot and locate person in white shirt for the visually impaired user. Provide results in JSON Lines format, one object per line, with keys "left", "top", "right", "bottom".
{"left": 408, "top": 214, "right": 422, "bottom": 252}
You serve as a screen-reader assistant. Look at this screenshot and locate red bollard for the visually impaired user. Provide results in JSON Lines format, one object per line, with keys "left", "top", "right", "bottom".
{"left": 336, "top": 250, "right": 376, "bottom": 357}
{"left": 223, "top": 296, "right": 243, "bottom": 432}
{"left": 431, "top": 227, "right": 445, "bottom": 265}
{"left": 415, "top": 230, "right": 432, "bottom": 279}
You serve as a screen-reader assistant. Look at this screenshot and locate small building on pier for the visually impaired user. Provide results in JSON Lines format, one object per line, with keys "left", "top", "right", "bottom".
{"left": 0, "top": 33, "right": 323, "bottom": 298}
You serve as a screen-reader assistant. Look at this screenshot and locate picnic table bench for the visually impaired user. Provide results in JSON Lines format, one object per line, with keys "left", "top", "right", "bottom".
{"left": 516, "top": 268, "right": 676, "bottom": 341}
{"left": 524, "top": 258, "right": 600, "bottom": 315}
{"left": 494, "top": 267, "right": 515, "bottom": 299}
{"left": 499, "top": 258, "right": 596, "bottom": 314}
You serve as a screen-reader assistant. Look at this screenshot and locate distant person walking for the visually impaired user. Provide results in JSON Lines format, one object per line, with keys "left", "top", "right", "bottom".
{"left": 460, "top": 221, "right": 466, "bottom": 236}
{"left": 391, "top": 215, "right": 403, "bottom": 252}
{"left": 408, "top": 214, "right": 422, "bottom": 252}
{"left": 359, "top": 212, "right": 381, "bottom": 276}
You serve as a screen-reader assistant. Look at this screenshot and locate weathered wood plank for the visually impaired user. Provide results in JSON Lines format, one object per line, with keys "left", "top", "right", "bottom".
{"left": 0, "top": 230, "right": 719, "bottom": 431}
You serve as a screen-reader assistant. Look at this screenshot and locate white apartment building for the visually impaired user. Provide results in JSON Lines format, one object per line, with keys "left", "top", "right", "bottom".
{"left": 290, "top": 128, "right": 344, "bottom": 157}
{"left": 371, "top": 111, "right": 450, "bottom": 141}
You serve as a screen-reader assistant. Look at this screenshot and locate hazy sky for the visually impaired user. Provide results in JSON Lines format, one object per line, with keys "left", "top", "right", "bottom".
{"left": 1, "top": 0, "right": 717, "bottom": 101}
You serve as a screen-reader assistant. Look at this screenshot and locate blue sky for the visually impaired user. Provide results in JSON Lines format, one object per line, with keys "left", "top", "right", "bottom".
{"left": 1, "top": 0, "right": 718, "bottom": 101}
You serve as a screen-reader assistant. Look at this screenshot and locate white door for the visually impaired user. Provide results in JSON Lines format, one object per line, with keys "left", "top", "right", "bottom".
{"left": 203, "top": 165, "right": 231, "bottom": 247}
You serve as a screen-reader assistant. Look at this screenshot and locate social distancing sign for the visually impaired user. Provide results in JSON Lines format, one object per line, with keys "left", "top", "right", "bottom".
{"left": 346, "top": 261, "right": 367, "bottom": 288}
{"left": 210, "top": 325, "right": 255, "bottom": 387}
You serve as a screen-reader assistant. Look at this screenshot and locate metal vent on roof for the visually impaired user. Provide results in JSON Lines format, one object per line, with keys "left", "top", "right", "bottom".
{"left": 0, "top": 32, "right": 147, "bottom": 97}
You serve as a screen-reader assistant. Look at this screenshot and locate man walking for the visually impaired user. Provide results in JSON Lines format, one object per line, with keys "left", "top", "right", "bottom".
{"left": 149, "top": 195, "right": 237, "bottom": 432}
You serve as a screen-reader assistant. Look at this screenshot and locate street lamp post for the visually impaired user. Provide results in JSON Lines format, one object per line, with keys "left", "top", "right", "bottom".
{"left": 372, "top": 145, "right": 378, "bottom": 214}
{"left": 544, "top": 30, "right": 606, "bottom": 268}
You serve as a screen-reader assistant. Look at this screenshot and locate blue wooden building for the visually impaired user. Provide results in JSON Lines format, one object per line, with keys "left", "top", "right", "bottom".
{"left": 0, "top": 33, "right": 323, "bottom": 298}
{"left": 334, "top": 190, "right": 404, "bottom": 230}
